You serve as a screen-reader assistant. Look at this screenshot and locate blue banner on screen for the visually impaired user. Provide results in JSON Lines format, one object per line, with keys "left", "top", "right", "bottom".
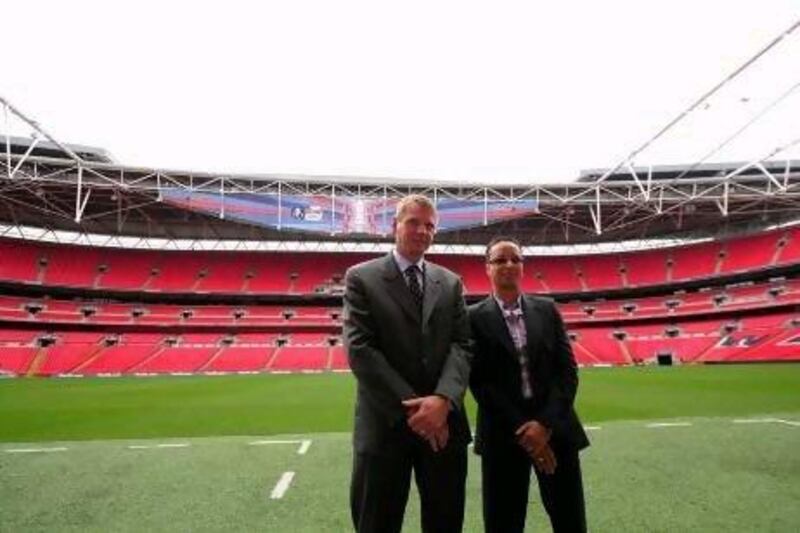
{"left": 161, "top": 190, "right": 538, "bottom": 236}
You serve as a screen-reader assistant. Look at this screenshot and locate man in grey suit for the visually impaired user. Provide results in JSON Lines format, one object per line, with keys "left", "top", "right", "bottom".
{"left": 343, "top": 194, "right": 473, "bottom": 533}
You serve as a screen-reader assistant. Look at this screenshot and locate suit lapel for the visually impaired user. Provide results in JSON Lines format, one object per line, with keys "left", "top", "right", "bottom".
{"left": 522, "top": 295, "right": 542, "bottom": 363}
{"left": 421, "top": 267, "right": 441, "bottom": 330}
{"left": 380, "top": 253, "right": 421, "bottom": 324}
{"left": 483, "top": 297, "right": 517, "bottom": 358}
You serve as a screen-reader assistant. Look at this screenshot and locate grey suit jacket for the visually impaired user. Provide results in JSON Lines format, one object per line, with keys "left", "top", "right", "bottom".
{"left": 343, "top": 253, "right": 473, "bottom": 454}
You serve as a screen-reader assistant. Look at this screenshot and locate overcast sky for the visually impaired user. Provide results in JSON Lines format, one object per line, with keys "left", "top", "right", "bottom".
{"left": 3, "top": 1, "right": 799, "bottom": 184}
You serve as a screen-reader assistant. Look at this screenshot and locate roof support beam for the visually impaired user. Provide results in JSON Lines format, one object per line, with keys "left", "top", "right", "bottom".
{"left": 74, "top": 165, "right": 92, "bottom": 223}
{"left": 0, "top": 95, "right": 85, "bottom": 164}
{"left": 589, "top": 185, "right": 602, "bottom": 235}
{"left": 8, "top": 135, "right": 39, "bottom": 179}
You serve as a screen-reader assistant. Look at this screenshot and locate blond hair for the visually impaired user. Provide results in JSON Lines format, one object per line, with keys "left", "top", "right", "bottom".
{"left": 394, "top": 194, "right": 437, "bottom": 221}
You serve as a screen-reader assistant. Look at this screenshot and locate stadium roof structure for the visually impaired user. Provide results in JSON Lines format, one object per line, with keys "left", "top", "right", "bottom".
{"left": 2, "top": 97, "right": 800, "bottom": 250}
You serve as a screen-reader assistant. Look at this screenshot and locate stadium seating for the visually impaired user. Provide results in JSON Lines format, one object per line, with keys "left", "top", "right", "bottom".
{"left": 37, "top": 342, "right": 101, "bottom": 376}
{"left": 622, "top": 249, "right": 669, "bottom": 287}
{"left": 287, "top": 332, "right": 332, "bottom": 345}
{"left": 79, "top": 344, "right": 160, "bottom": 375}
{"left": 246, "top": 255, "right": 294, "bottom": 293}
{"left": 41, "top": 246, "right": 104, "bottom": 288}
{"left": 96, "top": 249, "right": 156, "bottom": 290}
{"left": 574, "top": 254, "right": 623, "bottom": 291}
{"left": 204, "top": 346, "right": 275, "bottom": 373}
{"left": 329, "top": 345, "right": 348, "bottom": 371}
{"left": 2, "top": 226, "right": 800, "bottom": 377}
{"left": 774, "top": 228, "right": 800, "bottom": 266}
{"left": 728, "top": 327, "right": 800, "bottom": 362}
{"left": 132, "top": 346, "right": 218, "bottom": 374}
{"left": 148, "top": 253, "right": 209, "bottom": 293}
{"left": 0, "top": 239, "right": 40, "bottom": 283}
{"left": 0, "top": 329, "right": 39, "bottom": 343}
{"left": 739, "top": 312, "right": 798, "bottom": 329}
{"left": 622, "top": 324, "right": 719, "bottom": 364}
{"left": 270, "top": 346, "right": 330, "bottom": 371}
{"left": 434, "top": 255, "right": 492, "bottom": 293}
{"left": 570, "top": 329, "right": 630, "bottom": 365}
{"left": 3, "top": 228, "right": 800, "bottom": 296}
{"left": 536, "top": 257, "right": 582, "bottom": 292}
{"left": 719, "top": 232, "right": 781, "bottom": 274}
{"left": 670, "top": 241, "right": 722, "bottom": 281}
{"left": 195, "top": 257, "right": 250, "bottom": 293}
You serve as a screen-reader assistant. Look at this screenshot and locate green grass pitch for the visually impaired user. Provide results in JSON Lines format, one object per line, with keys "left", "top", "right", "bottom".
{"left": 1, "top": 364, "right": 799, "bottom": 531}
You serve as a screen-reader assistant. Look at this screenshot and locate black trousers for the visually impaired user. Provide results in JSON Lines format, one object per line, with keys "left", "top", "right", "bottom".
{"left": 481, "top": 441, "right": 586, "bottom": 533}
{"left": 351, "top": 430, "right": 468, "bottom": 533}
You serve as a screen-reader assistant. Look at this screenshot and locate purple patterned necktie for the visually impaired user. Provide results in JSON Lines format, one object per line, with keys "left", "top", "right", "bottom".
{"left": 503, "top": 302, "right": 533, "bottom": 399}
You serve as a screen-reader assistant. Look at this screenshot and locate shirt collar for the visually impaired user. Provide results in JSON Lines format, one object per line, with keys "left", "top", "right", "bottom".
{"left": 494, "top": 293, "right": 523, "bottom": 311}
{"left": 393, "top": 248, "right": 425, "bottom": 274}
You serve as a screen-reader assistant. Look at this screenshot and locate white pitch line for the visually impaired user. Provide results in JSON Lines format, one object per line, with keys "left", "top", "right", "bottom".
{"left": 584, "top": 426, "right": 602, "bottom": 431}
{"left": 249, "top": 439, "right": 304, "bottom": 446}
{"left": 733, "top": 418, "right": 777, "bottom": 424}
{"left": 297, "top": 440, "right": 312, "bottom": 455}
{"left": 270, "top": 471, "right": 295, "bottom": 500}
{"left": 127, "top": 443, "right": 190, "bottom": 450}
{"left": 646, "top": 422, "right": 692, "bottom": 428}
{"left": 4, "top": 447, "right": 68, "bottom": 454}
{"left": 248, "top": 439, "right": 313, "bottom": 455}
{"left": 774, "top": 419, "right": 800, "bottom": 427}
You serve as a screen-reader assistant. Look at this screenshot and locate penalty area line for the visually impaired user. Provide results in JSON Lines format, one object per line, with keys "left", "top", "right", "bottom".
{"left": 249, "top": 439, "right": 313, "bottom": 455}
{"left": 270, "top": 471, "right": 296, "bottom": 500}
{"left": 297, "top": 440, "right": 312, "bottom": 455}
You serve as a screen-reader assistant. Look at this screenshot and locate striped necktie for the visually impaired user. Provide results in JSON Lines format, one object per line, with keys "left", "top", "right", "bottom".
{"left": 405, "top": 265, "right": 424, "bottom": 309}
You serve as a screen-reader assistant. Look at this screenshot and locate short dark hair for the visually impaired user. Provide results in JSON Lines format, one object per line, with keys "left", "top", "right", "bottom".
{"left": 484, "top": 236, "right": 522, "bottom": 262}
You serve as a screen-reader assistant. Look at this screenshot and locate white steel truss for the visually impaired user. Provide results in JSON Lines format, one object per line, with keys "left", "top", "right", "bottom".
{"left": 3, "top": 95, "right": 800, "bottom": 248}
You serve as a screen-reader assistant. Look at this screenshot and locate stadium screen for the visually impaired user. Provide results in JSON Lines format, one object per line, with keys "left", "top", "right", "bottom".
{"left": 161, "top": 190, "right": 538, "bottom": 236}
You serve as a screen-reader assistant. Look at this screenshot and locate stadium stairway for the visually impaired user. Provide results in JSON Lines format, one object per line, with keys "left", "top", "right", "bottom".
{"left": 23, "top": 347, "right": 47, "bottom": 378}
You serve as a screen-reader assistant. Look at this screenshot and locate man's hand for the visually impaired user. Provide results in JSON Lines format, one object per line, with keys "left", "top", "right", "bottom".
{"left": 402, "top": 395, "right": 450, "bottom": 441}
{"left": 531, "top": 443, "right": 558, "bottom": 475}
{"left": 515, "top": 420, "right": 551, "bottom": 456}
{"left": 425, "top": 424, "right": 449, "bottom": 452}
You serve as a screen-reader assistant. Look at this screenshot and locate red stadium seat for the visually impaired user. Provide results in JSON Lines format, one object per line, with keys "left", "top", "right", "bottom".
{"left": 0, "top": 239, "right": 41, "bottom": 284}
{"left": 0, "top": 347, "right": 38, "bottom": 375}
{"left": 269, "top": 346, "right": 329, "bottom": 371}
{"left": 204, "top": 346, "right": 275, "bottom": 372}
{"left": 41, "top": 246, "right": 103, "bottom": 288}
{"left": 623, "top": 249, "right": 669, "bottom": 287}
{"left": 719, "top": 232, "right": 781, "bottom": 274}
{"left": 133, "top": 346, "right": 218, "bottom": 374}
{"left": 79, "top": 344, "right": 160, "bottom": 375}
{"left": 671, "top": 241, "right": 722, "bottom": 282}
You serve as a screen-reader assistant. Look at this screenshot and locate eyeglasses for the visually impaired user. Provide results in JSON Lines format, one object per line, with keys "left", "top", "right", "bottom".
{"left": 487, "top": 257, "right": 523, "bottom": 265}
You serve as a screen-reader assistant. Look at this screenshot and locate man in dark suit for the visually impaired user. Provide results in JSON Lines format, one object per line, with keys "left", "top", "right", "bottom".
{"left": 470, "top": 236, "right": 589, "bottom": 533}
{"left": 343, "top": 194, "right": 473, "bottom": 533}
